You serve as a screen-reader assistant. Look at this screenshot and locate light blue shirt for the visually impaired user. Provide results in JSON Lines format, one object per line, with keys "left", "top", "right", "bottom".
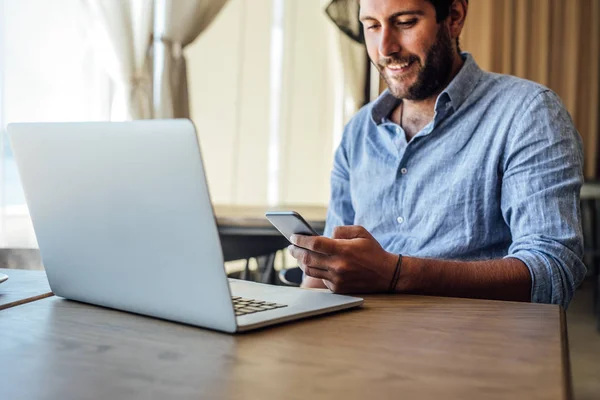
{"left": 324, "top": 53, "right": 585, "bottom": 308}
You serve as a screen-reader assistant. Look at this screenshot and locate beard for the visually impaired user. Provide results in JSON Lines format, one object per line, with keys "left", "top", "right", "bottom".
{"left": 376, "top": 26, "right": 455, "bottom": 100}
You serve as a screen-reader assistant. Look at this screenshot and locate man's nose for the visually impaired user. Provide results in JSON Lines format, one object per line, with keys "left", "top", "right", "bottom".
{"left": 378, "top": 26, "right": 401, "bottom": 58}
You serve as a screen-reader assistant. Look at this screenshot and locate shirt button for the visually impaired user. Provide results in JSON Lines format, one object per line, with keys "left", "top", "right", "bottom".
{"left": 397, "top": 216, "right": 404, "bottom": 224}
{"left": 400, "top": 168, "right": 408, "bottom": 175}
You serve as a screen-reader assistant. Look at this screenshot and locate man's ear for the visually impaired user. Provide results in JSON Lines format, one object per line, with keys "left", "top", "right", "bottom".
{"left": 447, "top": 0, "right": 468, "bottom": 42}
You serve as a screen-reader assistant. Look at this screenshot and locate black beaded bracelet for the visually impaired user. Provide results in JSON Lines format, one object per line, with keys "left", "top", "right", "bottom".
{"left": 388, "top": 254, "right": 403, "bottom": 293}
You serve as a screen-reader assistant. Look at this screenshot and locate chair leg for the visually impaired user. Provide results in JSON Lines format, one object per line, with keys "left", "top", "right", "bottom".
{"left": 592, "top": 267, "right": 600, "bottom": 318}
{"left": 596, "top": 272, "right": 600, "bottom": 326}
{"left": 597, "top": 279, "right": 600, "bottom": 332}
{"left": 240, "top": 258, "right": 251, "bottom": 281}
{"left": 260, "top": 253, "right": 277, "bottom": 284}
{"left": 276, "top": 251, "right": 288, "bottom": 286}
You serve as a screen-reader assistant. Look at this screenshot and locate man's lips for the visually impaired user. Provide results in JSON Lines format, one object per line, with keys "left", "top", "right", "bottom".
{"left": 385, "top": 59, "right": 415, "bottom": 73}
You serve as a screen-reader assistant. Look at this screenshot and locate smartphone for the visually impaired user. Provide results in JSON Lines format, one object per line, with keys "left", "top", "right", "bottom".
{"left": 265, "top": 211, "right": 320, "bottom": 243}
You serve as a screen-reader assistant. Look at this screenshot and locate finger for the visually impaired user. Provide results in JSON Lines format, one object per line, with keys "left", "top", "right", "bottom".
{"left": 331, "top": 225, "right": 371, "bottom": 240}
{"left": 287, "top": 245, "right": 333, "bottom": 272}
{"left": 302, "top": 265, "right": 332, "bottom": 281}
{"left": 290, "top": 234, "right": 338, "bottom": 255}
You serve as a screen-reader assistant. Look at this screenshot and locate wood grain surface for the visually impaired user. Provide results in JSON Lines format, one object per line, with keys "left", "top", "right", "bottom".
{"left": 0, "top": 294, "right": 569, "bottom": 400}
{"left": 0, "top": 268, "right": 52, "bottom": 310}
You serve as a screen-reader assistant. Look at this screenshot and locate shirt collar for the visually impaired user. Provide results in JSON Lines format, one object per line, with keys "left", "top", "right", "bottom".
{"left": 371, "top": 53, "right": 483, "bottom": 125}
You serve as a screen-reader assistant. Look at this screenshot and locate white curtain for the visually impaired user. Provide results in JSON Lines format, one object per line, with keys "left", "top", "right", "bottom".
{"left": 83, "top": 0, "right": 154, "bottom": 120}
{"left": 153, "top": 0, "right": 230, "bottom": 119}
{"left": 336, "top": 34, "right": 367, "bottom": 118}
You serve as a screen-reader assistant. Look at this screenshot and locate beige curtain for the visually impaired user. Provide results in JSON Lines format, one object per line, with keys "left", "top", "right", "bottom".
{"left": 153, "top": 0, "right": 229, "bottom": 119}
{"left": 84, "top": 0, "right": 154, "bottom": 120}
{"left": 461, "top": 0, "right": 600, "bottom": 178}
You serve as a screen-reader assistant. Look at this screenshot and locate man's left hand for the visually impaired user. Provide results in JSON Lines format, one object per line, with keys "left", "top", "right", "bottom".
{"left": 288, "top": 225, "right": 399, "bottom": 294}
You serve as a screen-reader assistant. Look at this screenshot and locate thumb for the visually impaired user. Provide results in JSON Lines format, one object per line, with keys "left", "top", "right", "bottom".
{"left": 331, "top": 225, "right": 372, "bottom": 240}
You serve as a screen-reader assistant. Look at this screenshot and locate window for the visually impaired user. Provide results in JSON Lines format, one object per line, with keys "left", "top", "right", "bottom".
{"left": 0, "top": 0, "right": 353, "bottom": 248}
{"left": 1, "top": 0, "right": 110, "bottom": 247}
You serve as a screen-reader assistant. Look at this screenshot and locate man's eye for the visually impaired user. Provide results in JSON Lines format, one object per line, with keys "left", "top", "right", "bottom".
{"left": 397, "top": 19, "right": 417, "bottom": 27}
{"left": 367, "top": 24, "right": 381, "bottom": 31}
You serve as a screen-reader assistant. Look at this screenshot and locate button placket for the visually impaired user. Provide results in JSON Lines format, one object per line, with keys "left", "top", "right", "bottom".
{"left": 396, "top": 142, "right": 414, "bottom": 229}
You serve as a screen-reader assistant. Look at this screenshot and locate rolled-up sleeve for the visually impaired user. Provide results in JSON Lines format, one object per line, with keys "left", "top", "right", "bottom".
{"left": 502, "top": 90, "right": 586, "bottom": 308}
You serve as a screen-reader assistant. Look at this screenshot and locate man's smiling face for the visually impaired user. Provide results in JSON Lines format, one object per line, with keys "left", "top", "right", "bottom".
{"left": 359, "top": 0, "right": 456, "bottom": 100}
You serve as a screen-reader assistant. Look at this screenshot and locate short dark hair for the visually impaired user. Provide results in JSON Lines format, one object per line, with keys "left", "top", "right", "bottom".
{"left": 425, "top": 0, "right": 455, "bottom": 22}
{"left": 425, "top": 0, "right": 467, "bottom": 52}
{"left": 426, "top": 0, "right": 469, "bottom": 21}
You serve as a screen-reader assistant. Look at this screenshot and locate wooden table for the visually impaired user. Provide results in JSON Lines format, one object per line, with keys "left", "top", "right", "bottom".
{"left": 215, "top": 205, "right": 327, "bottom": 283}
{"left": 215, "top": 204, "right": 327, "bottom": 237}
{"left": 0, "top": 268, "right": 52, "bottom": 310}
{"left": 0, "top": 292, "right": 570, "bottom": 399}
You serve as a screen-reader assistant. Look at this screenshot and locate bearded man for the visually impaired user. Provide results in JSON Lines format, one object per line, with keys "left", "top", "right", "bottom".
{"left": 288, "top": 0, "right": 585, "bottom": 309}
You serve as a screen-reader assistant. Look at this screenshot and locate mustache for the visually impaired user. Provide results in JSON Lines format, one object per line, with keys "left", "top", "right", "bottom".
{"left": 378, "top": 55, "right": 419, "bottom": 68}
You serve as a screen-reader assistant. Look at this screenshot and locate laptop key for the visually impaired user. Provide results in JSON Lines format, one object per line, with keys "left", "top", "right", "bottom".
{"left": 244, "top": 306, "right": 265, "bottom": 312}
{"left": 232, "top": 296, "right": 287, "bottom": 316}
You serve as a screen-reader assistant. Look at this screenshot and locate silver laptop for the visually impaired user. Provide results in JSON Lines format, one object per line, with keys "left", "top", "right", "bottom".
{"left": 7, "top": 119, "right": 362, "bottom": 333}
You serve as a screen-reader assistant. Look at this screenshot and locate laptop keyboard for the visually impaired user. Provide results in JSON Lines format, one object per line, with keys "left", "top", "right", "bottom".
{"left": 232, "top": 296, "right": 288, "bottom": 316}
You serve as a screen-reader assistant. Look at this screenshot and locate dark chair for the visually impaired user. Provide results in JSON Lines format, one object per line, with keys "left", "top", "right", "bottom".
{"left": 221, "top": 233, "right": 288, "bottom": 285}
{"left": 278, "top": 266, "right": 303, "bottom": 286}
{"left": 227, "top": 253, "right": 279, "bottom": 284}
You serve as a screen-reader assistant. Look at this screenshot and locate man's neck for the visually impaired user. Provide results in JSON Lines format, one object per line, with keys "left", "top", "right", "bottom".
{"left": 392, "top": 53, "right": 465, "bottom": 141}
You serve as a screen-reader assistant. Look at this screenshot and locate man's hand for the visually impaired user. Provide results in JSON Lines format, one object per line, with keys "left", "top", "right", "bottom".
{"left": 288, "top": 226, "right": 399, "bottom": 294}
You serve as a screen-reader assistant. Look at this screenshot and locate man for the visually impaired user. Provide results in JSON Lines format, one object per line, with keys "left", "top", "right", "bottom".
{"left": 288, "top": 0, "right": 585, "bottom": 308}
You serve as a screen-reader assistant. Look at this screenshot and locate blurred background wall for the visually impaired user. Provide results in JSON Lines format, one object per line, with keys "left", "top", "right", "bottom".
{"left": 462, "top": 0, "right": 599, "bottom": 178}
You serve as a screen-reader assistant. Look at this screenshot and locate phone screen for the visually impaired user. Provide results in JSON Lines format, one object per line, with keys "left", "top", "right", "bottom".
{"left": 265, "top": 211, "right": 319, "bottom": 242}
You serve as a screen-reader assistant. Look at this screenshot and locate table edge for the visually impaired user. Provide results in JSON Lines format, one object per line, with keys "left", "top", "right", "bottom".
{"left": 0, "top": 291, "right": 54, "bottom": 311}
{"left": 560, "top": 308, "right": 573, "bottom": 400}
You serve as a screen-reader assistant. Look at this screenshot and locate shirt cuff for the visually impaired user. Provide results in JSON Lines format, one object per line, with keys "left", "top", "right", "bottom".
{"left": 504, "top": 252, "right": 547, "bottom": 304}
